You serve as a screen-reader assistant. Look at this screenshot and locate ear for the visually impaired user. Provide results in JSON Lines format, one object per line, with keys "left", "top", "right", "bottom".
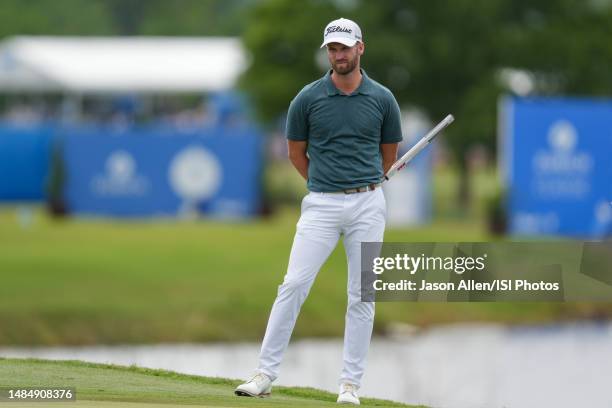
{"left": 357, "top": 42, "right": 365, "bottom": 56}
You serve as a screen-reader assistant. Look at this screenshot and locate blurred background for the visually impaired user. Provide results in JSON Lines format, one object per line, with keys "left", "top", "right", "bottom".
{"left": 0, "top": 1, "right": 611, "bottom": 407}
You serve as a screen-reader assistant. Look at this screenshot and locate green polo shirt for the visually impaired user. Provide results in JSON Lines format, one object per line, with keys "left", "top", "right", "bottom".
{"left": 286, "top": 69, "right": 403, "bottom": 192}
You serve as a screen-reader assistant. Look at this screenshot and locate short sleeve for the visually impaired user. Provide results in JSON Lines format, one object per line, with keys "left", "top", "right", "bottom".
{"left": 285, "top": 92, "right": 309, "bottom": 141}
{"left": 381, "top": 92, "right": 403, "bottom": 144}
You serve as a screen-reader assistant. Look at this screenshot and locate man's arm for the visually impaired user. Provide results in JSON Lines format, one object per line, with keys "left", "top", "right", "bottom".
{"left": 380, "top": 143, "right": 399, "bottom": 175}
{"left": 288, "top": 140, "right": 309, "bottom": 181}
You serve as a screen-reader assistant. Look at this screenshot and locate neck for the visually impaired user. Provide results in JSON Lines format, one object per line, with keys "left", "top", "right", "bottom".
{"left": 331, "top": 67, "right": 362, "bottom": 94}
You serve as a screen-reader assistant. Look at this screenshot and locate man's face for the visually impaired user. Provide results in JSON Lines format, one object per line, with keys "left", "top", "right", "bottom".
{"left": 326, "top": 42, "right": 364, "bottom": 75}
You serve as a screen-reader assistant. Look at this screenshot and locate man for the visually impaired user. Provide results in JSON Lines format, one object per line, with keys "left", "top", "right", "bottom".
{"left": 235, "top": 17, "right": 402, "bottom": 405}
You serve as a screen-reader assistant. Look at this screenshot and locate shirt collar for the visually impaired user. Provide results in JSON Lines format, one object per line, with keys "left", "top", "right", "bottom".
{"left": 325, "top": 68, "right": 372, "bottom": 96}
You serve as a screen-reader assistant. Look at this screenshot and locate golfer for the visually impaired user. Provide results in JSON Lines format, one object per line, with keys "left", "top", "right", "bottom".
{"left": 236, "top": 17, "right": 402, "bottom": 405}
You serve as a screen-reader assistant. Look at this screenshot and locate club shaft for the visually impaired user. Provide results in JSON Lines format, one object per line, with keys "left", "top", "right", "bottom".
{"left": 384, "top": 114, "right": 454, "bottom": 180}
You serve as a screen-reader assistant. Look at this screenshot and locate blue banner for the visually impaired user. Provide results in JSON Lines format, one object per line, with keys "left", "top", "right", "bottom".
{"left": 0, "top": 123, "right": 54, "bottom": 201}
{"left": 61, "top": 127, "right": 263, "bottom": 218}
{"left": 501, "top": 97, "right": 612, "bottom": 237}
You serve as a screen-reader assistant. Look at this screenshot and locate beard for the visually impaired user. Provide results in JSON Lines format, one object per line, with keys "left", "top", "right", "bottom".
{"left": 332, "top": 57, "right": 358, "bottom": 75}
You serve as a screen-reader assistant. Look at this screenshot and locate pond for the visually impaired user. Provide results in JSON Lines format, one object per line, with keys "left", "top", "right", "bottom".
{"left": 1, "top": 322, "right": 610, "bottom": 408}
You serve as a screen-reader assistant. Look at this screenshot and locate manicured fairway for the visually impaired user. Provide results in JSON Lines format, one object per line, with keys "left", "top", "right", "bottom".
{"left": 0, "top": 358, "right": 419, "bottom": 407}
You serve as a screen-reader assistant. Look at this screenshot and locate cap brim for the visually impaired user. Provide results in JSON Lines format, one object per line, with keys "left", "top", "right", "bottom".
{"left": 320, "top": 37, "right": 358, "bottom": 48}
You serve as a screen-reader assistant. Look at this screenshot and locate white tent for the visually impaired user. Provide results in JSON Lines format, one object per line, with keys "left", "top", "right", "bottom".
{"left": 0, "top": 36, "right": 248, "bottom": 94}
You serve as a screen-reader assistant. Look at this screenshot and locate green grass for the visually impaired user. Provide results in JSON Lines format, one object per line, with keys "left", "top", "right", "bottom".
{"left": 0, "top": 358, "right": 419, "bottom": 407}
{"left": 0, "top": 165, "right": 609, "bottom": 345}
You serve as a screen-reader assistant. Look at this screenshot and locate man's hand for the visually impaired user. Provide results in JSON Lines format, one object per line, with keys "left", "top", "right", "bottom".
{"left": 288, "top": 140, "right": 309, "bottom": 181}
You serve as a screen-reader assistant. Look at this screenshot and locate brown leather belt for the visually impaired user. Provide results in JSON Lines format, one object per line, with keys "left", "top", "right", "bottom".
{"left": 338, "top": 182, "right": 383, "bottom": 194}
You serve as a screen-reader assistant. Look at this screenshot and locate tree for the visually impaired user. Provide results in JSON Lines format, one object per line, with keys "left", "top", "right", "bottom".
{"left": 239, "top": 0, "right": 338, "bottom": 122}
{"left": 0, "top": 0, "right": 253, "bottom": 39}
{"left": 0, "top": 0, "right": 115, "bottom": 38}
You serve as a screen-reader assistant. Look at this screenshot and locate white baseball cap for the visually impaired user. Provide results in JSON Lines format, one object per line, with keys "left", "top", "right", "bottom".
{"left": 320, "top": 18, "right": 363, "bottom": 48}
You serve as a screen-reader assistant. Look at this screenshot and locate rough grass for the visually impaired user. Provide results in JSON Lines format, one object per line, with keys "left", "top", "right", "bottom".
{"left": 0, "top": 165, "right": 609, "bottom": 345}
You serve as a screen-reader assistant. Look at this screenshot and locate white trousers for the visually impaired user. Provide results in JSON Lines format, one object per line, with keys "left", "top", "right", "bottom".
{"left": 257, "top": 188, "right": 386, "bottom": 387}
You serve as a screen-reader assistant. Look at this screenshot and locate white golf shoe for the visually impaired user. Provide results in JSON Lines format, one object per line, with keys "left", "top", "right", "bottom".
{"left": 337, "top": 383, "right": 360, "bottom": 405}
{"left": 234, "top": 372, "right": 272, "bottom": 398}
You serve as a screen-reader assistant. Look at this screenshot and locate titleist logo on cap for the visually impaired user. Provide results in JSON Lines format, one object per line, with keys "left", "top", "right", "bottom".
{"left": 320, "top": 18, "right": 363, "bottom": 47}
{"left": 325, "top": 25, "right": 352, "bottom": 36}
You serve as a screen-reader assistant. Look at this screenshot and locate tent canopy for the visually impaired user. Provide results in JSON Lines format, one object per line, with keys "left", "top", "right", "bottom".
{"left": 0, "top": 36, "right": 247, "bottom": 94}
